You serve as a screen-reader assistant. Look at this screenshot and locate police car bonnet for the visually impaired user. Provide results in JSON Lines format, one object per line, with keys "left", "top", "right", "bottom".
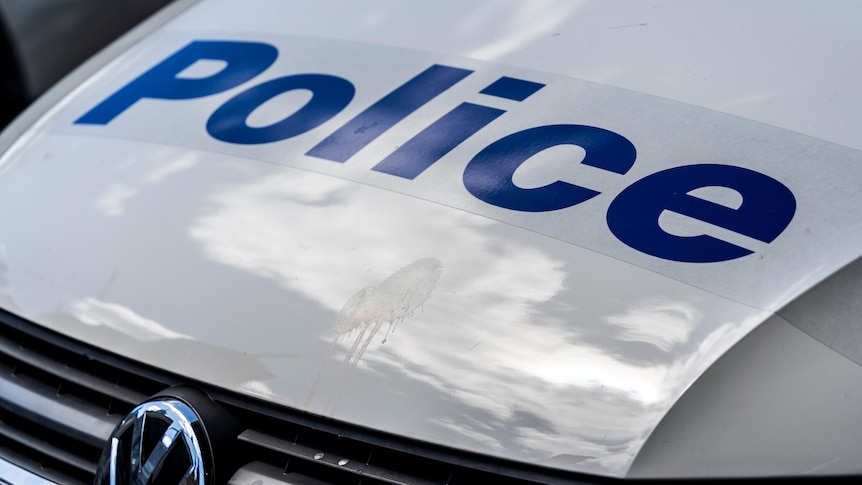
{"left": 1, "top": 0, "right": 861, "bottom": 479}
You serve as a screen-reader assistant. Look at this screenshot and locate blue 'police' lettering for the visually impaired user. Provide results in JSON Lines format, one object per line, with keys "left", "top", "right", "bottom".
{"left": 372, "top": 103, "right": 504, "bottom": 179}
{"left": 463, "top": 125, "right": 637, "bottom": 212}
{"left": 373, "top": 76, "right": 545, "bottom": 179}
{"left": 305, "top": 65, "right": 472, "bottom": 163}
{"left": 479, "top": 76, "right": 545, "bottom": 101}
{"left": 206, "top": 74, "right": 354, "bottom": 144}
{"left": 76, "top": 41, "right": 278, "bottom": 125}
{"left": 74, "top": 39, "right": 799, "bottom": 263}
{"left": 606, "top": 164, "right": 796, "bottom": 263}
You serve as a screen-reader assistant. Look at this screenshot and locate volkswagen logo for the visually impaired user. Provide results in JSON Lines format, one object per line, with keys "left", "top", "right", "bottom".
{"left": 95, "top": 397, "right": 214, "bottom": 484}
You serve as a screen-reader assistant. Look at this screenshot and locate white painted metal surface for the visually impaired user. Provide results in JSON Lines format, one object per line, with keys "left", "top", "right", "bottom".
{"left": 0, "top": 0, "right": 859, "bottom": 479}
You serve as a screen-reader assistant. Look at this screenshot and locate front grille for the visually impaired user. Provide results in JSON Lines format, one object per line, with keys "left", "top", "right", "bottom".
{"left": 0, "top": 310, "right": 170, "bottom": 484}
{"left": 0, "top": 308, "right": 593, "bottom": 485}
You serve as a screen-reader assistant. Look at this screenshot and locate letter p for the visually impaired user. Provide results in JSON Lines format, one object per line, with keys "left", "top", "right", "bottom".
{"left": 75, "top": 40, "right": 278, "bottom": 125}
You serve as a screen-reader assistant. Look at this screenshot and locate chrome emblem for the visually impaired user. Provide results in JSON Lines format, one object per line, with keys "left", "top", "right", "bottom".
{"left": 95, "top": 398, "right": 212, "bottom": 484}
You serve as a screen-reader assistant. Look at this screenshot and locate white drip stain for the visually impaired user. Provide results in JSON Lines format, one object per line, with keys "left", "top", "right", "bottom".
{"left": 337, "top": 257, "right": 442, "bottom": 363}
{"left": 306, "top": 258, "right": 442, "bottom": 413}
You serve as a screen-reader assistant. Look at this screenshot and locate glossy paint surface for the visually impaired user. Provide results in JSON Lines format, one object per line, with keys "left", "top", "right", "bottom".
{"left": 0, "top": 134, "right": 772, "bottom": 475}
{"left": 0, "top": 0, "right": 860, "bottom": 479}
{"left": 172, "top": 0, "right": 862, "bottom": 153}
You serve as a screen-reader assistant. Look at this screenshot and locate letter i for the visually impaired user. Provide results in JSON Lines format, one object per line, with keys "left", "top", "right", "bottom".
{"left": 372, "top": 76, "right": 545, "bottom": 179}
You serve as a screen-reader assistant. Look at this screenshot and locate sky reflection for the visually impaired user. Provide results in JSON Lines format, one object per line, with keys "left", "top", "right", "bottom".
{"left": 189, "top": 164, "right": 768, "bottom": 475}
{"left": 0, "top": 127, "right": 776, "bottom": 477}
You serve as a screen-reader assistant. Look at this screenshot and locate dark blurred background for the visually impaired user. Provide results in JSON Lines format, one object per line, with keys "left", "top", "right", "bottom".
{"left": 1, "top": 0, "right": 172, "bottom": 130}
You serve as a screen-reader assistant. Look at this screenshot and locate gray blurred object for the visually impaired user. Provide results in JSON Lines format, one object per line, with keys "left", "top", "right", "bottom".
{"left": 0, "top": 0, "right": 171, "bottom": 125}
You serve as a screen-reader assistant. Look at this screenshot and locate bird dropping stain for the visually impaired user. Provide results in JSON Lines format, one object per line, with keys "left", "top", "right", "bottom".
{"left": 337, "top": 257, "right": 442, "bottom": 365}
{"left": 305, "top": 257, "right": 442, "bottom": 412}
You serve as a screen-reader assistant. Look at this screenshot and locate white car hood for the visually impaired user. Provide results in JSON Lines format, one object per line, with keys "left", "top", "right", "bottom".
{"left": 1, "top": 0, "right": 861, "bottom": 478}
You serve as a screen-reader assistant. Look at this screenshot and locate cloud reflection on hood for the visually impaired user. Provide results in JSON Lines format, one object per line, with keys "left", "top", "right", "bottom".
{"left": 189, "top": 167, "right": 768, "bottom": 475}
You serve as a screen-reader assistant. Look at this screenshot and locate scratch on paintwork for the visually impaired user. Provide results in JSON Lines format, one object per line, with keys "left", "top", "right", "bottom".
{"left": 98, "top": 269, "right": 119, "bottom": 298}
{"left": 305, "top": 258, "right": 442, "bottom": 413}
{"left": 353, "top": 122, "right": 378, "bottom": 134}
{"left": 609, "top": 22, "right": 648, "bottom": 29}
{"left": 804, "top": 457, "right": 840, "bottom": 474}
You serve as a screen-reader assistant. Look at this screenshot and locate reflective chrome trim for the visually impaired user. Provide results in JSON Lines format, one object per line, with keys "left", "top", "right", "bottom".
{"left": 0, "top": 457, "right": 57, "bottom": 485}
{"left": 97, "top": 399, "right": 210, "bottom": 485}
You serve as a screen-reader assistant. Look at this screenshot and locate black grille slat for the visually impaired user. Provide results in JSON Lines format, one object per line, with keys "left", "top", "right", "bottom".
{"left": 238, "top": 429, "right": 439, "bottom": 485}
{"left": 0, "top": 444, "right": 90, "bottom": 485}
{"left": 0, "top": 416, "right": 98, "bottom": 475}
{"left": 228, "top": 460, "right": 330, "bottom": 485}
{"left": 0, "top": 370, "right": 121, "bottom": 447}
{"left": 0, "top": 332, "right": 148, "bottom": 405}
{"left": 0, "top": 311, "right": 167, "bottom": 483}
